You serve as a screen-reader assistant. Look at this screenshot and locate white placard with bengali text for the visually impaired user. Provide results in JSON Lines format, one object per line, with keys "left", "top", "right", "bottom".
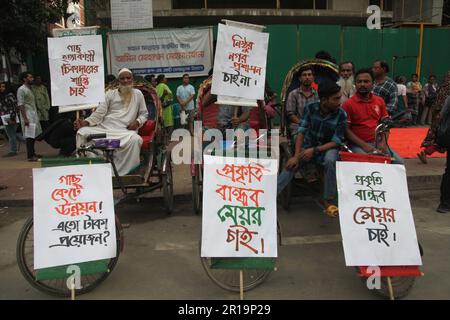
{"left": 111, "top": 0, "right": 153, "bottom": 31}
{"left": 48, "top": 35, "right": 105, "bottom": 108}
{"left": 33, "top": 164, "right": 116, "bottom": 269}
{"left": 337, "top": 162, "right": 422, "bottom": 266}
{"left": 201, "top": 155, "right": 278, "bottom": 258}
{"left": 211, "top": 24, "right": 269, "bottom": 100}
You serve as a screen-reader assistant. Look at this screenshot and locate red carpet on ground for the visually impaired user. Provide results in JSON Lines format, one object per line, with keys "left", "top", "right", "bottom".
{"left": 389, "top": 127, "right": 446, "bottom": 159}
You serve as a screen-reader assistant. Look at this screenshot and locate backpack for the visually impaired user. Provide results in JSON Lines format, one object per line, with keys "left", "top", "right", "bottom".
{"left": 436, "top": 107, "right": 450, "bottom": 148}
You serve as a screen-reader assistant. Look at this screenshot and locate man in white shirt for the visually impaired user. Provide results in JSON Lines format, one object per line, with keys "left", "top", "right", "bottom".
{"left": 176, "top": 73, "right": 196, "bottom": 134}
{"left": 74, "top": 68, "right": 148, "bottom": 175}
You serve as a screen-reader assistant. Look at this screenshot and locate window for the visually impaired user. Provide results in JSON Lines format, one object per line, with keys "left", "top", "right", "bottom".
{"left": 280, "top": 0, "right": 327, "bottom": 9}
{"left": 172, "top": 0, "right": 276, "bottom": 9}
{"left": 369, "top": 0, "right": 393, "bottom": 11}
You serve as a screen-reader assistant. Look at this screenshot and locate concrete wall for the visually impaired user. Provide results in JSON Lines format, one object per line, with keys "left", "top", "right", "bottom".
{"left": 153, "top": 0, "right": 171, "bottom": 10}
{"left": 330, "top": 0, "right": 369, "bottom": 11}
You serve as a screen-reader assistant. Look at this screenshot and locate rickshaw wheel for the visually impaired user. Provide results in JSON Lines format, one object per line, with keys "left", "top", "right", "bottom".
{"left": 192, "top": 164, "right": 202, "bottom": 215}
{"left": 279, "top": 142, "right": 292, "bottom": 211}
{"left": 199, "top": 222, "right": 282, "bottom": 292}
{"left": 16, "top": 216, "right": 122, "bottom": 297}
{"left": 360, "top": 275, "right": 416, "bottom": 300}
{"left": 162, "top": 156, "right": 174, "bottom": 214}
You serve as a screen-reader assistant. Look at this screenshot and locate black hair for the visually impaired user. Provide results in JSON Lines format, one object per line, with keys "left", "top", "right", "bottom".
{"left": 182, "top": 73, "right": 189, "bottom": 78}
{"left": 354, "top": 68, "right": 375, "bottom": 81}
{"left": 298, "top": 66, "right": 314, "bottom": 77}
{"left": 318, "top": 80, "right": 341, "bottom": 99}
{"left": 315, "top": 50, "right": 336, "bottom": 64}
{"left": 411, "top": 73, "right": 419, "bottom": 77}
{"left": 156, "top": 74, "right": 165, "bottom": 84}
{"left": 339, "top": 61, "right": 355, "bottom": 73}
{"left": 19, "top": 71, "right": 32, "bottom": 83}
{"left": 375, "top": 60, "right": 390, "bottom": 73}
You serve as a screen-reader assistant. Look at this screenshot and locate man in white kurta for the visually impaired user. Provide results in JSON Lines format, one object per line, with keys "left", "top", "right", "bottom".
{"left": 75, "top": 69, "right": 148, "bottom": 175}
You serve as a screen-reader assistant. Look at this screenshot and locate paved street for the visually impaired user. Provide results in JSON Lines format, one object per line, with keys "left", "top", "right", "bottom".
{"left": 1, "top": 189, "right": 449, "bottom": 300}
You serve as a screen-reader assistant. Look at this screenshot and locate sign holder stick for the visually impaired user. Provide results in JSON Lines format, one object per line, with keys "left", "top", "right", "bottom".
{"left": 387, "top": 276, "right": 395, "bottom": 300}
{"left": 239, "top": 270, "right": 244, "bottom": 300}
{"left": 71, "top": 277, "right": 76, "bottom": 300}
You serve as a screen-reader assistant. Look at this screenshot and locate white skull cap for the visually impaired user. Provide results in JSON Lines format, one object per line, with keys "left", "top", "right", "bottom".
{"left": 118, "top": 68, "right": 133, "bottom": 76}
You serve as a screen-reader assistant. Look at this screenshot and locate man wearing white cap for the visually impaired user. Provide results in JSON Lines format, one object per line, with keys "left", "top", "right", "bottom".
{"left": 74, "top": 68, "right": 148, "bottom": 175}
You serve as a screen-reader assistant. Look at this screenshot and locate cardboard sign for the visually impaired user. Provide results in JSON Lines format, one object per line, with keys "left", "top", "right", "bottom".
{"left": 201, "top": 155, "right": 278, "bottom": 258}
{"left": 337, "top": 162, "right": 422, "bottom": 266}
{"left": 33, "top": 164, "right": 116, "bottom": 269}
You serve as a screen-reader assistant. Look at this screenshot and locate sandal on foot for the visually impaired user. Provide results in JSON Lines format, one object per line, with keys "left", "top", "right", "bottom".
{"left": 324, "top": 204, "right": 339, "bottom": 218}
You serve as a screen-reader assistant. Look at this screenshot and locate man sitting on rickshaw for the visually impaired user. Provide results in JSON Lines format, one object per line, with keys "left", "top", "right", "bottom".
{"left": 278, "top": 80, "right": 346, "bottom": 217}
{"left": 74, "top": 68, "right": 148, "bottom": 176}
{"left": 342, "top": 68, "right": 404, "bottom": 165}
{"left": 285, "top": 66, "right": 319, "bottom": 139}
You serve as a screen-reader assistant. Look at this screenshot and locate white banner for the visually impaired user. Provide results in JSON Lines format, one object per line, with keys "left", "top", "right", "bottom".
{"left": 33, "top": 164, "right": 117, "bottom": 269}
{"left": 48, "top": 35, "right": 105, "bottom": 107}
{"left": 201, "top": 155, "right": 278, "bottom": 258}
{"left": 337, "top": 162, "right": 422, "bottom": 266}
{"left": 107, "top": 28, "right": 213, "bottom": 78}
{"left": 211, "top": 24, "right": 269, "bottom": 100}
{"left": 111, "top": 0, "right": 153, "bottom": 31}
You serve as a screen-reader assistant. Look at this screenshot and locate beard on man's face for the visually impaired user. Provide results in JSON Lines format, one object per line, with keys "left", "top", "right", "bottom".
{"left": 119, "top": 84, "right": 133, "bottom": 94}
{"left": 337, "top": 76, "right": 354, "bottom": 94}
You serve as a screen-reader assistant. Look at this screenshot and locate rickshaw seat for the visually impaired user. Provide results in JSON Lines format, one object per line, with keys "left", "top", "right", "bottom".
{"left": 139, "top": 120, "right": 156, "bottom": 150}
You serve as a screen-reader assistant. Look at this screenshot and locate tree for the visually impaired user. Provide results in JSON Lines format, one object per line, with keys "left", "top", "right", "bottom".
{"left": 0, "top": 0, "right": 78, "bottom": 80}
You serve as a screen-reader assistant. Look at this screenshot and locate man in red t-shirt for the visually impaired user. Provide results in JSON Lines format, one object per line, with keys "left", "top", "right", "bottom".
{"left": 342, "top": 68, "right": 404, "bottom": 164}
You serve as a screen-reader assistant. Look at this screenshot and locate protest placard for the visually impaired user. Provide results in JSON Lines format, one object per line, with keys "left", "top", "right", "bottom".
{"left": 33, "top": 164, "right": 116, "bottom": 269}
{"left": 48, "top": 35, "right": 104, "bottom": 108}
{"left": 211, "top": 23, "right": 269, "bottom": 101}
{"left": 201, "top": 155, "right": 278, "bottom": 258}
{"left": 337, "top": 162, "right": 422, "bottom": 266}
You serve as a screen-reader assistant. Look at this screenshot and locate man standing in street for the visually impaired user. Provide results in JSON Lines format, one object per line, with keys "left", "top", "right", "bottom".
{"left": 32, "top": 75, "right": 51, "bottom": 131}
{"left": 176, "top": 74, "right": 196, "bottom": 135}
{"left": 285, "top": 66, "right": 319, "bottom": 138}
{"left": 343, "top": 69, "right": 404, "bottom": 165}
{"left": 17, "top": 72, "right": 42, "bottom": 162}
{"left": 406, "top": 73, "right": 423, "bottom": 125}
{"left": 337, "top": 61, "right": 355, "bottom": 104}
{"left": 372, "top": 60, "right": 398, "bottom": 115}
{"left": 156, "top": 74, "right": 174, "bottom": 140}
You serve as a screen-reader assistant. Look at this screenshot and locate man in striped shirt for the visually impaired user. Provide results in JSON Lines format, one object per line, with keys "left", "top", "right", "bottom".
{"left": 372, "top": 60, "right": 398, "bottom": 115}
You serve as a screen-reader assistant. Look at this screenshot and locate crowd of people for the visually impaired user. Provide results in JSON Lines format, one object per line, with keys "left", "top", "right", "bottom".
{"left": 1, "top": 55, "right": 449, "bottom": 213}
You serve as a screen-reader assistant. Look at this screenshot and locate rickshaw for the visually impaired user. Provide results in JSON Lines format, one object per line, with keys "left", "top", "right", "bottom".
{"left": 16, "top": 78, "right": 174, "bottom": 297}
{"left": 278, "top": 59, "right": 340, "bottom": 210}
{"left": 193, "top": 77, "right": 281, "bottom": 292}
{"left": 278, "top": 61, "right": 424, "bottom": 299}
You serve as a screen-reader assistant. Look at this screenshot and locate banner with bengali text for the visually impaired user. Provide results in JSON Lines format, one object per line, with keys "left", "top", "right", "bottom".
{"left": 201, "top": 155, "right": 278, "bottom": 258}
{"left": 337, "top": 162, "right": 422, "bottom": 266}
{"left": 33, "top": 164, "right": 116, "bottom": 269}
{"left": 107, "top": 28, "right": 213, "bottom": 78}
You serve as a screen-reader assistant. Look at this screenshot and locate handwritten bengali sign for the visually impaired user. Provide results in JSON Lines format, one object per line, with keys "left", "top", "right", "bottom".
{"left": 201, "top": 155, "right": 278, "bottom": 258}
{"left": 107, "top": 28, "right": 213, "bottom": 78}
{"left": 33, "top": 164, "right": 116, "bottom": 269}
{"left": 336, "top": 162, "right": 422, "bottom": 266}
{"left": 211, "top": 24, "right": 269, "bottom": 100}
{"left": 48, "top": 35, "right": 105, "bottom": 107}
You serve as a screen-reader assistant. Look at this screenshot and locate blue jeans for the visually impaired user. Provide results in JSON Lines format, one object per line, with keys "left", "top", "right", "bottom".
{"left": 4, "top": 123, "right": 24, "bottom": 153}
{"left": 349, "top": 142, "right": 404, "bottom": 165}
{"left": 277, "top": 148, "right": 339, "bottom": 202}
